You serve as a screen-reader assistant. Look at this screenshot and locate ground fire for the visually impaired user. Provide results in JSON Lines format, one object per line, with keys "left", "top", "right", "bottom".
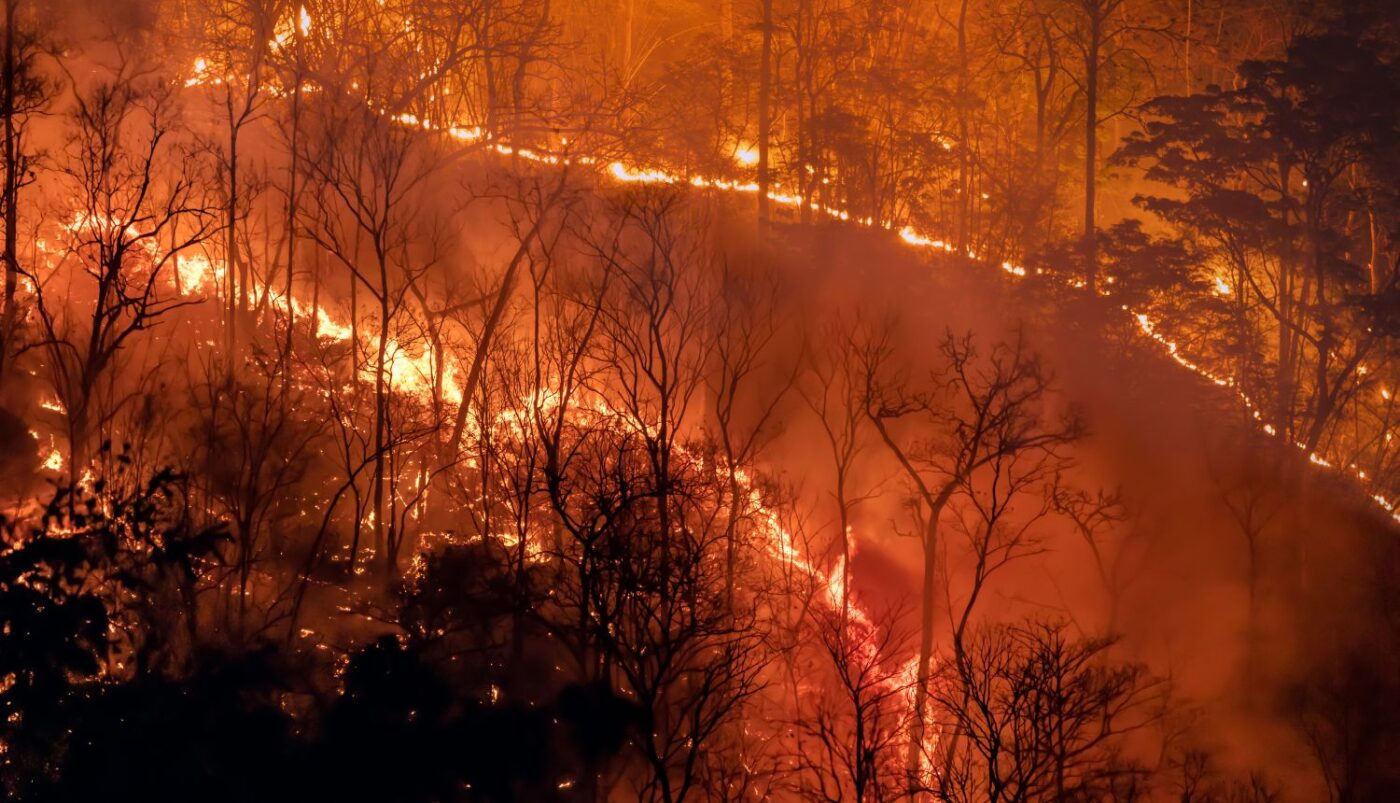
{"left": 0, "top": 0, "right": 1398, "bottom": 801}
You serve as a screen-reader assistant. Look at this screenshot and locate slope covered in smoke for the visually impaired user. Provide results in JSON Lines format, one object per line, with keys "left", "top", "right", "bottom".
{"left": 2, "top": 0, "right": 1398, "bottom": 799}
{"left": 752, "top": 217, "right": 1400, "bottom": 796}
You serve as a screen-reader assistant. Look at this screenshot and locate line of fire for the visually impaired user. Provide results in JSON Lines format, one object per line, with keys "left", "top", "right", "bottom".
{"left": 0, "top": 0, "right": 1396, "bottom": 800}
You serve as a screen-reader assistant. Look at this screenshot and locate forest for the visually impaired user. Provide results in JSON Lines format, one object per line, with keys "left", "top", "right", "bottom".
{"left": 0, "top": 0, "right": 1398, "bottom": 800}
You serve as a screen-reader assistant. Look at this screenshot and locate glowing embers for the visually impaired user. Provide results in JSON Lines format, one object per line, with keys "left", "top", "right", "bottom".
{"left": 609, "top": 162, "right": 679, "bottom": 184}
{"left": 270, "top": 4, "right": 312, "bottom": 51}
{"left": 395, "top": 112, "right": 433, "bottom": 130}
{"left": 185, "top": 58, "right": 218, "bottom": 88}
{"left": 174, "top": 50, "right": 1400, "bottom": 530}
{"left": 898, "top": 226, "right": 959, "bottom": 254}
{"left": 30, "top": 431, "right": 63, "bottom": 472}
{"left": 448, "top": 125, "right": 484, "bottom": 143}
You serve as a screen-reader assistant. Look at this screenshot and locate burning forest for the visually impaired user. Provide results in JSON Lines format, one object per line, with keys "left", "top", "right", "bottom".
{"left": 0, "top": 0, "right": 1398, "bottom": 800}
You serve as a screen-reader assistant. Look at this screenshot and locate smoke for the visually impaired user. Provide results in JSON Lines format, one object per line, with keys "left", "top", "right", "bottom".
{"left": 732, "top": 214, "right": 1400, "bottom": 794}
{"left": 1, "top": 3, "right": 1394, "bottom": 794}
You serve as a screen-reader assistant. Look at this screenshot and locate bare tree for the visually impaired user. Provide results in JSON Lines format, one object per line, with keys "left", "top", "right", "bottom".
{"left": 861, "top": 326, "right": 1081, "bottom": 793}
{"left": 1052, "top": 0, "right": 1173, "bottom": 289}
{"left": 1052, "top": 483, "right": 1132, "bottom": 630}
{"left": 188, "top": 348, "right": 323, "bottom": 638}
{"left": 30, "top": 62, "right": 214, "bottom": 473}
{"left": 936, "top": 619, "right": 1164, "bottom": 803}
{"left": 802, "top": 315, "right": 877, "bottom": 624}
{"left": 0, "top": 0, "right": 51, "bottom": 390}
{"left": 795, "top": 598, "right": 914, "bottom": 803}
{"left": 708, "top": 256, "right": 792, "bottom": 608}
{"left": 300, "top": 57, "right": 446, "bottom": 575}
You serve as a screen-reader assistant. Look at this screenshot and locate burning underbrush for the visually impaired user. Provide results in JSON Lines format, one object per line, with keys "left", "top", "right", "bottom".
{"left": 0, "top": 1, "right": 1399, "bottom": 800}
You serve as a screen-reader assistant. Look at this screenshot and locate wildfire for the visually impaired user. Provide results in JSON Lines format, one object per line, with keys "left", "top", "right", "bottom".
{"left": 22, "top": 21, "right": 1375, "bottom": 781}
{"left": 169, "top": 0, "right": 1400, "bottom": 544}
{"left": 175, "top": 254, "right": 217, "bottom": 294}
{"left": 609, "top": 162, "right": 678, "bottom": 184}
{"left": 184, "top": 58, "right": 212, "bottom": 87}
{"left": 5, "top": 7, "right": 1388, "bottom": 800}
{"left": 29, "top": 430, "right": 64, "bottom": 473}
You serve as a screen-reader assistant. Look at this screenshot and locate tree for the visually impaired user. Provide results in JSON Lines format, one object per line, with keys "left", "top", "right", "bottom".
{"left": 802, "top": 315, "right": 874, "bottom": 624}
{"left": 0, "top": 463, "right": 226, "bottom": 797}
{"left": 708, "top": 255, "right": 792, "bottom": 608}
{"left": 1116, "top": 21, "right": 1400, "bottom": 470}
{"left": 861, "top": 326, "right": 1081, "bottom": 793}
{"left": 935, "top": 620, "right": 1163, "bottom": 803}
{"left": 1053, "top": 0, "right": 1172, "bottom": 291}
{"left": 30, "top": 62, "right": 215, "bottom": 473}
{"left": 794, "top": 598, "right": 914, "bottom": 803}
{"left": 0, "top": 0, "right": 51, "bottom": 391}
{"left": 188, "top": 350, "right": 323, "bottom": 638}
{"left": 300, "top": 35, "right": 447, "bottom": 576}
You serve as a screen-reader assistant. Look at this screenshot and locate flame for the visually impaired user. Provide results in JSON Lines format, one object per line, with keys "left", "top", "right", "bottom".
{"left": 185, "top": 58, "right": 211, "bottom": 87}
{"left": 177, "top": 25, "right": 1397, "bottom": 537}
{"left": 105, "top": 40, "right": 1400, "bottom": 772}
{"left": 610, "top": 162, "right": 678, "bottom": 184}
{"left": 314, "top": 308, "right": 353, "bottom": 342}
{"left": 176, "top": 253, "right": 218, "bottom": 294}
{"left": 29, "top": 430, "right": 64, "bottom": 472}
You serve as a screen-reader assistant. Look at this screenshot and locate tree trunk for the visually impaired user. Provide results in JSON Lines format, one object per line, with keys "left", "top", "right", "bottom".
{"left": 758, "top": 0, "right": 772, "bottom": 229}
{"left": 0, "top": 0, "right": 17, "bottom": 388}
{"left": 226, "top": 124, "right": 242, "bottom": 355}
{"left": 955, "top": 0, "right": 971, "bottom": 255}
{"left": 906, "top": 499, "right": 947, "bottom": 797}
{"left": 283, "top": 38, "right": 302, "bottom": 390}
{"left": 1082, "top": 16, "right": 1100, "bottom": 292}
{"left": 1275, "top": 160, "right": 1299, "bottom": 438}
{"left": 374, "top": 271, "right": 390, "bottom": 575}
{"left": 445, "top": 193, "right": 560, "bottom": 459}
